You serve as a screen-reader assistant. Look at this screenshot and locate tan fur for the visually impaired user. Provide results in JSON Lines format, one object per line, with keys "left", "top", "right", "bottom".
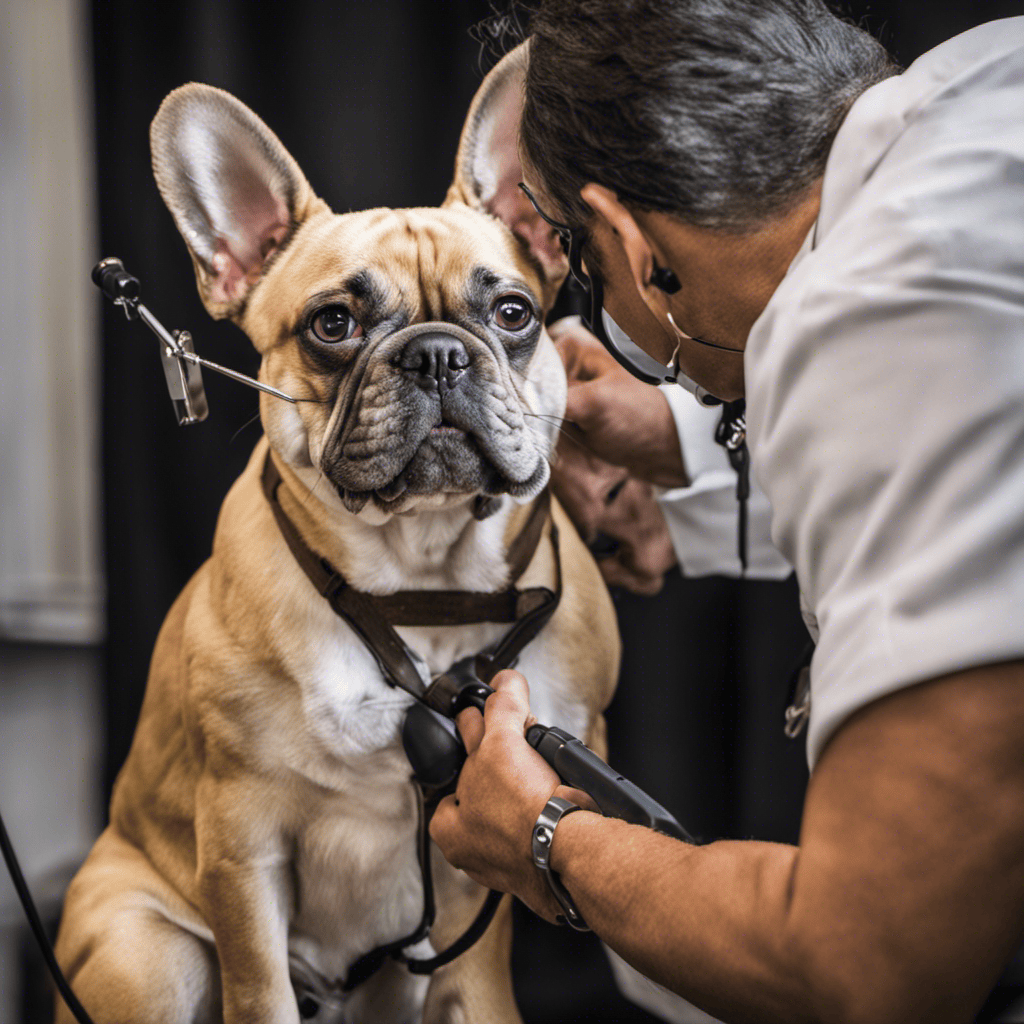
{"left": 55, "top": 45, "right": 619, "bottom": 1024}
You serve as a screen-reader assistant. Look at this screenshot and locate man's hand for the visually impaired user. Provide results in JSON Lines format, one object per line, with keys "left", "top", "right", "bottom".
{"left": 429, "top": 671, "right": 593, "bottom": 923}
{"left": 550, "top": 321, "right": 680, "bottom": 594}
{"left": 553, "top": 320, "right": 687, "bottom": 488}
{"left": 553, "top": 438, "right": 678, "bottom": 594}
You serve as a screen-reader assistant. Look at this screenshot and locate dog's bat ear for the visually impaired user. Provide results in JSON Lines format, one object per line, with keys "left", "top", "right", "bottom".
{"left": 151, "top": 84, "right": 323, "bottom": 319}
{"left": 447, "top": 41, "right": 568, "bottom": 306}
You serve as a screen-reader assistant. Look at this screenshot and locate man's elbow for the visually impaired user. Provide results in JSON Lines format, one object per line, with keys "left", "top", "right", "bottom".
{"left": 792, "top": 939, "right": 990, "bottom": 1024}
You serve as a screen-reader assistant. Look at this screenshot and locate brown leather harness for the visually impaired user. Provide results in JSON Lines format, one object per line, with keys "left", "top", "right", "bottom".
{"left": 260, "top": 452, "right": 563, "bottom": 1001}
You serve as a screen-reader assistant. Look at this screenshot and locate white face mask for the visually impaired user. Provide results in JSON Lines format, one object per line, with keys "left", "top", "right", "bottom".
{"left": 601, "top": 308, "right": 722, "bottom": 407}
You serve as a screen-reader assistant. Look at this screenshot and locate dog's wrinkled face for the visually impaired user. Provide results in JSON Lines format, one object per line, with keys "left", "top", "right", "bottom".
{"left": 249, "top": 204, "right": 561, "bottom": 516}
{"left": 150, "top": 44, "right": 567, "bottom": 519}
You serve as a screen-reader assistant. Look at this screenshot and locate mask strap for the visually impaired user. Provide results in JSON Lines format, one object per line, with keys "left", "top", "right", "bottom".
{"left": 665, "top": 310, "right": 688, "bottom": 343}
{"left": 665, "top": 312, "right": 722, "bottom": 407}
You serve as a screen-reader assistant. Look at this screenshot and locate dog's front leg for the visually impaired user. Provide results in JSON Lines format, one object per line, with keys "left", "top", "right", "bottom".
{"left": 195, "top": 776, "right": 298, "bottom": 1024}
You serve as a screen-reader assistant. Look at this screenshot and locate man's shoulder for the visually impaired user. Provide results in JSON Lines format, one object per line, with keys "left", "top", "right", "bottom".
{"left": 754, "top": 16, "right": 1024, "bottom": 352}
{"left": 814, "top": 16, "right": 1024, "bottom": 249}
{"left": 742, "top": 16, "right": 1024, "bottom": 773}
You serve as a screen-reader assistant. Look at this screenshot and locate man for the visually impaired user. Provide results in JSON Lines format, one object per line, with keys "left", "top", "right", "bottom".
{"left": 430, "top": 3, "right": 1024, "bottom": 1022}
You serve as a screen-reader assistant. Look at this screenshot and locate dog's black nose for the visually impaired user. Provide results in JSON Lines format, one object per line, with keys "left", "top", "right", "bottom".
{"left": 398, "top": 332, "right": 470, "bottom": 394}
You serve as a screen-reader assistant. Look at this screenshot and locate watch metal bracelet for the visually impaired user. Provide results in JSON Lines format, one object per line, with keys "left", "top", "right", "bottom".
{"left": 531, "top": 795, "right": 590, "bottom": 931}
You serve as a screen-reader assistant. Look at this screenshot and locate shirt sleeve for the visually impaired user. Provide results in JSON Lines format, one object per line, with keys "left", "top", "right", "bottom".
{"left": 745, "top": 45, "right": 1024, "bottom": 767}
{"left": 656, "top": 383, "right": 792, "bottom": 580}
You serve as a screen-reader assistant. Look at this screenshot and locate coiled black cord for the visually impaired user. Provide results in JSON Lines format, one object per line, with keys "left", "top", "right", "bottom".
{"left": 0, "top": 806, "right": 95, "bottom": 1024}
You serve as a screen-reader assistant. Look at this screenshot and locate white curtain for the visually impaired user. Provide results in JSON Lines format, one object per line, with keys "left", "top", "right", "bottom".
{"left": 0, "top": 0, "right": 102, "bottom": 643}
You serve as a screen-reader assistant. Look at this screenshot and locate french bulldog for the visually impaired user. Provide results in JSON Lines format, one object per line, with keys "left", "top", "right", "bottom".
{"left": 54, "top": 42, "right": 620, "bottom": 1024}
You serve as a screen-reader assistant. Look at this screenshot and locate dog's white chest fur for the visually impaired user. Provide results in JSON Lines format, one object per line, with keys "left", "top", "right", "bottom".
{"left": 287, "top": 755, "right": 423, "bottom": 974}
{"left": 275, "top": 499, "right": 579, "bottom": 985}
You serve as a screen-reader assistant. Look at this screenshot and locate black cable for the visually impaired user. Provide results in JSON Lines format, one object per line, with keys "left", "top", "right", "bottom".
{"left": 0, "top": 805, "right": 96, "bottom": 1024}
{"left": 734, "top": 441, "right": 750, "bottom": 576}
{"left": 716, "top": 400, "right": 750, "bottom": 576}
{"left": 401, "top": 890, "right": 504, "bottom": 974}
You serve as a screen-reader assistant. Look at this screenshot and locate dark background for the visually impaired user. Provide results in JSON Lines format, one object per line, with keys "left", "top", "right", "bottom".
{"left": 88, "top": 2, "right": 1022, "bottom": 1023}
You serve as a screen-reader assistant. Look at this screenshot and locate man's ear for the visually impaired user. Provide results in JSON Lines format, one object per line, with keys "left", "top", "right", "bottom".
{"left": 150, "top": 83, "right": 322, "bottom": 320}
{"left": 446, "top": 41, "right": 567, "bottom": 306}
{"left": 579, "top": 183, "right": 664, "bottom": 311}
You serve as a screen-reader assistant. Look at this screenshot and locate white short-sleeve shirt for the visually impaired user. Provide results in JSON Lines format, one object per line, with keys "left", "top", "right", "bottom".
{"left": 745, "top": 17, "right": 1024, "bottom": 767}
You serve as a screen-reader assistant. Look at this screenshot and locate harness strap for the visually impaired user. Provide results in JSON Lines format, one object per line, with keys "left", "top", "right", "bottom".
{"left": 261, "top": 455, "right": 558, "bottom": 693}
{"left": 371, "top": 484, "right": 552, "bottom": 625}
{"left": 326, "top": 584, "right": 429, "bottom": 698}
{"left": 261, "top": 451, "right": 558, "bottom": 990}
{"left": 474, "top": 563, "right": 559, "bottom": 683}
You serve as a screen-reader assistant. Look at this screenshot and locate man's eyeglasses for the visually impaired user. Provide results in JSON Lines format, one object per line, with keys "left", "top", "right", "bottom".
{"left": 518, "top": 182, "right": 678, "bottom": 386}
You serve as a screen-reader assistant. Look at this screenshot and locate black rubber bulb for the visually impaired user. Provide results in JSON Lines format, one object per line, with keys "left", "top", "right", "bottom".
{"left": 402, "top": 703, "right": 466, "bottom": 787}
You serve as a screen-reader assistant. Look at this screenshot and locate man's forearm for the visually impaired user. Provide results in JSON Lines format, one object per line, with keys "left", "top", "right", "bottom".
{"left": 548, "top": 663, "right": 1024, "bottom": 1024}
{"left": 550, "top": 813, "right": 810, "bottom": 1024}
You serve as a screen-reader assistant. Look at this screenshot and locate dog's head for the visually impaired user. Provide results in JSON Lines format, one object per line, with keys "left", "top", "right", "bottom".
{"left": 150, "top": 44, "right": 567, "bottom": 521}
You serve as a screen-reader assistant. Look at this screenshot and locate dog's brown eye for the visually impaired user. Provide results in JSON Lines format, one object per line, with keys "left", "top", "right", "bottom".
{"left": 311, "top": 305, "right": 362, "bottom": 343}
{"left": 493, "top": 296, "right": 533, "bottom": 332}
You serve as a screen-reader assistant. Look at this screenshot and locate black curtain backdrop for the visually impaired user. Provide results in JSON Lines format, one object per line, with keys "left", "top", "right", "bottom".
{"left": 90, "top": 3, "right": 1019, "bottom": 1023}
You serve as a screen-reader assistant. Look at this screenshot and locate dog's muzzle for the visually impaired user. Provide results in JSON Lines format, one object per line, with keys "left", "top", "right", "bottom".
{"left": 322, "top": 320, "right": 549, "bottom": 512}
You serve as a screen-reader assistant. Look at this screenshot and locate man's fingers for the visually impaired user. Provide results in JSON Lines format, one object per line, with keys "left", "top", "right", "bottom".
{"left": 600, "top": 555, "right": 667, "bottom": 595}
{"left": 484, "top": 669, "right": 533, "bottom": 733}
{"left": 563, "top": 379, "right": 598, "bottom": 429}
{"left": 553, "top": 332, "right": 589, "bottom": 380}
{"left": 456, "top": 706, "right": 485, "bottom": 753}
{"left": 429, "top": 793, "right": 458, "bottom": 847}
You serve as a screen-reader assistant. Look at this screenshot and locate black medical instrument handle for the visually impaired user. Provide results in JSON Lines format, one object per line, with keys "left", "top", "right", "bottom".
{"left": 450, "top": 683, "right": 691, "bottom": 842}
{"left": 527, "top": 726, "right": 692, "bottom": 841}
{"left": 0, "top": 806, "right": 97, "bottom": 1024}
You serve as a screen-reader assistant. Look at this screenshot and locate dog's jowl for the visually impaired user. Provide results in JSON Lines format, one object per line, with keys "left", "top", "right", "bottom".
{"left": 54, "top": 43, "right": 620, "bottom": 1024}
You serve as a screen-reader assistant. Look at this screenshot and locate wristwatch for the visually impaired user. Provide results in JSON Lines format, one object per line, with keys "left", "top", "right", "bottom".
{"left": 531, "top": 796, "right": 590, "bottom": 931}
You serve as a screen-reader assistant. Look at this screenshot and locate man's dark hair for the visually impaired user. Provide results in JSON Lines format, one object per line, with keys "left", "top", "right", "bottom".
{"left": 520, "top": 0, "right": 899, "bottom": 233}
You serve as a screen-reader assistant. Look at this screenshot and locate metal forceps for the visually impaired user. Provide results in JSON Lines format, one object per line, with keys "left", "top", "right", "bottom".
{"left": 92, "top": 256, "right": 298, "bottom": 425}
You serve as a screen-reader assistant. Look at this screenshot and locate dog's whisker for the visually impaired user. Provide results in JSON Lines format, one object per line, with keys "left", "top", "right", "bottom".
{"left": 229, "top": 395, "right": 327, "bottom": 446}
{"left": 230, "top": 409, "right": 264, "bottom": 445}
{"left": 300, "top": 469, "right": 328, "bottom": 509}
{"left": 523, "top": 411, "right": 573, "bottom": 428}
{"left": 521, "top": 410, "right": 584, "bottom": 447}
{"left": 534, "top": 419, "right": 604, "bottom": 462}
